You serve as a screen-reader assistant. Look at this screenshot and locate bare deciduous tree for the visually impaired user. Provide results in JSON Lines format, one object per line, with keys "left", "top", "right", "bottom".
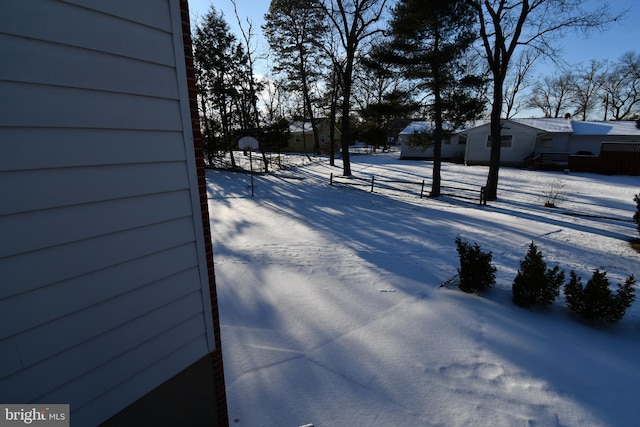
{"left": 465, "top": 0, "right": 622, "bottom": 200}
{"left": 571, "top": 59, "right": 606, "bottom": 121}
{"left": 503, "top": 50, "right": 539, "bottom": 118}
{"left": 527, "top": 71, "right": 574, "bottom": 118}
{"left": 231, "top": 0, "right": 264, "bottom": 132}
{"left": 602, "top": 51, "right": 640, "bottom": 120}
{"left": 318, "top": 0, "right": 389, "bottom": 176}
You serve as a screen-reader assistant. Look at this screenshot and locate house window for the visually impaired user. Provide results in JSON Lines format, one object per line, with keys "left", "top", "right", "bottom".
{"left": 295, "top": 134, "right": 301, "bottom": 144}
{"left": 458, "top": 135, "right": 467, "bottom": 145}
{"left": 486, "top": 134, "right": 512, "bottom": 148}
{"left": 540, "top": 137, "right": 552, "bottom": 148}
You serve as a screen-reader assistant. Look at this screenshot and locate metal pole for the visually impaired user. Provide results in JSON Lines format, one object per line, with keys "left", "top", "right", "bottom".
{"left": 420, "top": 180, "right": 425, "bottom": 198}
{"left": 370, "top": 176, "right": 375, "bottom": 192}
{"left": 250, "top": 150, "right": 254, "bottom": 197}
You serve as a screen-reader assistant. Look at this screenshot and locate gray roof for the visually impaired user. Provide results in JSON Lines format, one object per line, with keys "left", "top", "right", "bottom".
{"left": 511, "top": 118, "right": 574, "bottom": 133}
{"left": 571, "top": 120, "right": 640, "bottom": 136}
{"left": 399, "top": 121, "right": 454, "bottom": 135}
{"left": 460, "top": 118, "right": 640, "bottom": 136}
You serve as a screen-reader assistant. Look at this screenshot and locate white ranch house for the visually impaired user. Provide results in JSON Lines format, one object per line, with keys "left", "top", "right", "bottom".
{"left": 462, "top": 118, "right": 640, "bottom": 166}
{"left": 400, "top": 118, "right": 640, "bottom": 172}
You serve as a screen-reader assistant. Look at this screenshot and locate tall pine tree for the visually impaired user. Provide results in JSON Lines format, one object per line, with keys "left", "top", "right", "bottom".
{"left": 193, "top": 6, "right": 247, "bottom": 167}
{"left": 380, "top": 0, "right": 484, "bottom": 197}
{"left": 264, "top": 0, "right": 326, "bottom": 156}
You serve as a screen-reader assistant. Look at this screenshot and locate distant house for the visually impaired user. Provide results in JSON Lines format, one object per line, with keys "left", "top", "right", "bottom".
{"left": 0, "top": 1, "right": 227, "bottom": 426}
{"left": 461, "top": 118, "right": 640, "bottom": 172}
{"left": 398, "top": 121, "right": 465, "bottom": 161}
{"left": 287, "top": 119, "right": 340, "bottom": 154}
{"left": 461, "top": 118, "right": 569, "bottom": 166}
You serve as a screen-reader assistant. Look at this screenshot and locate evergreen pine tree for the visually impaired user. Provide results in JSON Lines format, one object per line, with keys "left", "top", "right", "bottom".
{"left": 564, "top": 270, "right": 585, "bottom": 315}
{"left": 580, "top": 269, "right": 614, "bottom": 322}
{"left": 564, "top": 270, "right": 636, "bottom": 323}
{"left": 512, "top": 242, "right": 564, "bottom": 308}
{"left": 455, "top": 236, "right": 496, "bottom": 293}
{"left": 611, "top": 275, "right": 636, "bottom": 322}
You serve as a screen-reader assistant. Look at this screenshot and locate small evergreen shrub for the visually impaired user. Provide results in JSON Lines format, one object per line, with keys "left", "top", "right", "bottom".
{"left": 512, "top": 242, "right": 564, "bottom": 308}
{"left": 564, "top": 269, "right": 636, "bottom": 323}
{"left": 455, "top": 236, "right": 496, "bottom": 293}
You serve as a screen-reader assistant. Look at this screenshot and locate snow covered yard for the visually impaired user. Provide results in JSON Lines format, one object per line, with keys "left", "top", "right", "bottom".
{"left": 207, "top": 153, "right": 640, "bottom": 427}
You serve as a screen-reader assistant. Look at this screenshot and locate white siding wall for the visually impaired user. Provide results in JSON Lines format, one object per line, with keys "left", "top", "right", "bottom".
{"left": 0, "top": 1, "right": 215, "bottom": 425}
{"left": 543, "top": 133, "right": 571, "bottom": 153}
{"left": 399, "top": 137, "right": 465, "bottom": 159}
{"left": 464, "top": 123, "right": 538, "bottom": 166}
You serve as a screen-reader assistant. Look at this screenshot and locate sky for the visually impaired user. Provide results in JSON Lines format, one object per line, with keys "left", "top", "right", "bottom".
{"left": 207, "top": 151, "right": 640, "bottom": 426}
{"left": 188, "top": 0, "right": 639, "bottom": 67}
{"left": 187, "top": 0, "right": 640, "bottom": 117}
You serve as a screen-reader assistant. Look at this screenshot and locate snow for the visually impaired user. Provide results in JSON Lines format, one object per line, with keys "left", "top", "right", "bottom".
{"left": 206, "top": 152, "right": 640, "bottom": 427}
{"left": 510, "top": 117, "right": 574, "bottom": 134}
{"left": 571, "top": 121, "right": 640, "bottom": 136}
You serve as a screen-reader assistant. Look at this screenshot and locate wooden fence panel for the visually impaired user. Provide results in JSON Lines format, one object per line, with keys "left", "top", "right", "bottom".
{"left": 569, "top": 144, "right": 640, "bottom": 175}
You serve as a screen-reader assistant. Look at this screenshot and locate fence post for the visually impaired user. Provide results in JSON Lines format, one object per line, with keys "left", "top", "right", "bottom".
{"left": 370, "top": 176, "right": 375, "bottom": 192}
{"left": 480, "top": 186, "right": 486, "bottom": 205}
{"left": 420, "top": 180, "right": 425, "bottom": 198}
{"left": 330, "top": 172, "right": 333, "bottom": 186}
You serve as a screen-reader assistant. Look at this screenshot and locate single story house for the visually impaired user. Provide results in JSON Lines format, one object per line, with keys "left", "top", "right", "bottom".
{"left": 398, "top": 121, "right": 465, "bottom": 161}
{"left": 461, "top": 118, "right": 640, "bottom": 170}
{"left": 1, "top": 1, "right": 227, "bottom": 426}
{"left": 287, "top": 119, "right": 340, "bottom": 154}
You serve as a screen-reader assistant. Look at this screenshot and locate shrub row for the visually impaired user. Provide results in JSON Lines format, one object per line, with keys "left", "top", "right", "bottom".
{"left": 454, "top": 237, "right": 637, "bottom": 324}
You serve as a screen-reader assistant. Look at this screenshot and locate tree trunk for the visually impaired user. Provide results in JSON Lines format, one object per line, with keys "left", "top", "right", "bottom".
{"left": 299, "top": 51, "right": 321, "bottom": 157}
{"left": 340, "top": 63, "right": 353, "bottom": 176}
{"left": 340, "top": 97, "right": 352, "bottom": 176}
{"left": 329, "top": 67, "right": 340, "bottom": 166}
{"left": 329, "top": 107, "right": 337, "bottom": 166}
{"left": 485, "top": 72, "right": 504, "bottom": 201}
{"left": 431, "top": 54, "right": 443, "bottom": 197}
{"left": 431, "top": 133, "right": 442, "bottom": 197}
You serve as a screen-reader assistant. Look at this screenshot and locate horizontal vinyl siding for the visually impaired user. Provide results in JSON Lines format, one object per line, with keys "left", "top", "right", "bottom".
{"left": 0, "top": 0, "right": 215, "bottom": 422}
{"left": 0, "top": 216, "right": 197, "bottom": 300}
{"left": 60, "top": 0, "right": 173, "bottom": 31}
{"left": 0, "top": 34, "right": 178, "bottom": 100}
{"left": 0, "top": 129, "right": 187, "bottom": 172}
{"left": 0, "top": 162, "right": 190, "bottom": 216}
{"left": 0, "top": 81, "right": 183, "bottom": 130}
{"left": 44, "top": 316, "right": 208, "bottom": 408}
{"left": 0, "top": 243, "right": 200, "bottom": 342}
{"left": 18, "top": 270, "right": 202, "bottom": 369}
{"left": 1, "top": 190, "right": 194, "bottom": 258}
{"left": 1, "top": 297, "right": 207, "bottom": 403}
{"left": 0, "top": 0, "right": 176, "bottom": 66}
{"left": 70, "top": 333, "right": 209, "bottom": 426}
